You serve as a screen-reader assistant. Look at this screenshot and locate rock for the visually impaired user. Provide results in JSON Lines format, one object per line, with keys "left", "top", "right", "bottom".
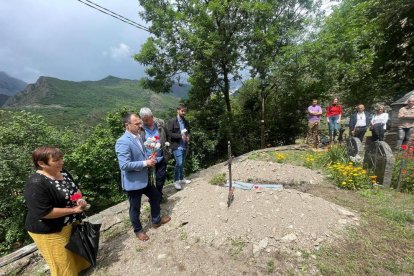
{"left": 338, "top": 219, "right": 348, "bottom": 225}
{"left": 336, "top": 207, "right": 355, "bottom": 217}
{"left": 281, "top": 233, "right": 297, "bottom": 242}
{"left": 258, "top": 238, "right": 269, "bottom": 249}
{"left": 253, "top": 244, "right": 261, "bottom": 257}
{"left": 157, "top": 254, "right": 167, "bottom": 260}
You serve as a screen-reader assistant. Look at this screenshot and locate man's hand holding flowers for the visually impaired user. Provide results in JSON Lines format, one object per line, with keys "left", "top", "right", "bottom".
{"left": 181, "top": 129, "right": 190, "bottom": 142}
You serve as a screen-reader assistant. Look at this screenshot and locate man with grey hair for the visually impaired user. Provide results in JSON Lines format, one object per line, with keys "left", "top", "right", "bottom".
{"left": 397, "top": 95, "right": 414, "bottom": 148}
{"left": 139, "top": 107, "right": 171, "bottom": 203}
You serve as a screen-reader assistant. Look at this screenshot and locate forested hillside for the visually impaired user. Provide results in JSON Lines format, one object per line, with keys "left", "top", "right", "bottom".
{"left": 3, "top": 75, "right": 184, "bottom": 128}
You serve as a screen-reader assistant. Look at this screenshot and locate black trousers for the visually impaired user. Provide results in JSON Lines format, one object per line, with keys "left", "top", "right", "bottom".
{"left": 371, "top": 124, "right": 385, "bottom": 141}
{"left": 126, "top": 185, "right": 161, "bottom": 233}
{"left": 155, "top": 159, "right": 167, "bottom": 198}
{"left": 353, "top": 126, "right": 367, "bottom": 141}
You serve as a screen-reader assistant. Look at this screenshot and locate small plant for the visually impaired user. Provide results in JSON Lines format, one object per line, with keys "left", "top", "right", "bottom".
{"left": 273, "top": 152, "right": 287, "bottom": 163}
{"left": 267, "top": 260, "right": 275, "bottom": 273}
{"left": 228, "top": 237, "right": 247, "bottom": 256}
{"left": 209, "top": 172, "right": 227, "bottom": 186}
{"left": 320, "top": 145, "right": 348, "bottom": 166}
{"left": 328, "top": 162, "right": 373, "bottom": 190}
{"left": 392, "top": 143, "right": 414, "bottom": 192}
{"left": 303, "top": 153, "right": 315, "bottom": 168}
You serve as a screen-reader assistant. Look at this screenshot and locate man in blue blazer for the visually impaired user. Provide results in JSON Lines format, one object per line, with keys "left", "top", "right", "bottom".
{"left": 115, "top": 112, "right": 171, "bottom": 241}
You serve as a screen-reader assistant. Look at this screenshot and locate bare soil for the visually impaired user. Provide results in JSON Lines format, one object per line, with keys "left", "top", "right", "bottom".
{"left": 85, "top": 158, "right": 359, "bottom": 275}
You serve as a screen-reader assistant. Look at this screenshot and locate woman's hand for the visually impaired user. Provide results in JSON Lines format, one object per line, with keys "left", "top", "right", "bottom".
{"left": 77, "top": 199, "right": 87, "bottom": 208}
{"left": 71, "top": 204, "right": 84, "bottom": 214}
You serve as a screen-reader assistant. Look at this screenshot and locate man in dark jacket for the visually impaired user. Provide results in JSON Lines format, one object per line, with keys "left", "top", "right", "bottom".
{"left": 167, "top": 104, "right": 191, "bottom": 190}
{"left": 139, "top": 107, "right": 171, "bottom": 202}
{"left": 349, "top": 104, "right": 371, "bottom": 142}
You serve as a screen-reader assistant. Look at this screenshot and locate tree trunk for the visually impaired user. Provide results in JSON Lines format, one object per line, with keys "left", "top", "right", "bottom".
{"left": 223, "top": 67, "right": 232, "bottom": 113}
{"left": 260, "top": 92, "right": 265, "bottom": 149}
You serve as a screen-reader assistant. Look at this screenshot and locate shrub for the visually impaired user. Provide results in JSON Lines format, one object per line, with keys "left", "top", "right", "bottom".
{"left": 392, "top": 143, "right": 414, "bottom": 193}
{"left": 209, "top": 173, "right": 227, "bottom": 186}
{"left": 328, "top": 162, "right": 373, "bottom": 190}
{"left": 319, "top": 145, "right": 348, "bottom": 166}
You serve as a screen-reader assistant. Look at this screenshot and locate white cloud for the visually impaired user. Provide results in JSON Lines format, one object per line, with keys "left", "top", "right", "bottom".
{"left": 106, "top": 43, "right": 131, "bottom": 61}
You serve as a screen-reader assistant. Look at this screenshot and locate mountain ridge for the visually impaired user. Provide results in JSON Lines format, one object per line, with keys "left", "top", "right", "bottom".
{"left": 2, "top": 75, "right": 189, "bottom": 128}
{"left": 0, "top": 71, "right": 27, "bottom": 96}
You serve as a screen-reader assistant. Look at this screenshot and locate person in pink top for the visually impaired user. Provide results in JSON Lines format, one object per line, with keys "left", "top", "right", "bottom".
{"left": 306, "top": 99, "right": 323, "bottom": 149}
{"left": 326, "top": 97, "right": 343, "bottom": 144}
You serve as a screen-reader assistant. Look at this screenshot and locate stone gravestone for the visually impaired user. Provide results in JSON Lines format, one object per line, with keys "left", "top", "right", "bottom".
{"left": 363, "top": 139, "right": 394, "bottom": 187}
{"left": 346, "top": 137, "right": 363, "bottom": 157}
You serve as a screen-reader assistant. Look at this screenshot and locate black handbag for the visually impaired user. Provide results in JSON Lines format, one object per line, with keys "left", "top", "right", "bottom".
{"left": 65, "top": 220, "right": 102, "bottom": 267}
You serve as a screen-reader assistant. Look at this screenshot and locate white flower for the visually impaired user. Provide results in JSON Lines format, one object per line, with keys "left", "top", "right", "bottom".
{"left": 181, "top": 128, "right": 188, "bottom": 135}
{"left": 165, "top": 142, "right": 170, "bottom": 147}
{"left": 155, "top": 143, "right": 161, "bottom": 149}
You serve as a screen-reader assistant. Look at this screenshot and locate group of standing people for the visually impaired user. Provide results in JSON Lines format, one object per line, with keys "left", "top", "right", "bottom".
{"left": 114, "top": 104, "right": 192, "bottom": 241}
{"left": 23, "top": 104, "right": 192, "bottom": 275}
{"left": 306, "top": 96, "right": 414, "bottom": 149}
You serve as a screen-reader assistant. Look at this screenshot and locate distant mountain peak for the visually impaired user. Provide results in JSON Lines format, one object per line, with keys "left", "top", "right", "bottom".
{"left": 0, "top": 71, "right": 27, "bottom": 96}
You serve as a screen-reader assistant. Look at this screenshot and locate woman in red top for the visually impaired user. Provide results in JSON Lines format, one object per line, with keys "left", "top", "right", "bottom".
{"left": 326, "top": 97, "right": 343, "bottom": 143}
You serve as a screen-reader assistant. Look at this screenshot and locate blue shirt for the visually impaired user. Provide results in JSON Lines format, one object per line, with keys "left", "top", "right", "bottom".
{"left": 143, "top": 124, "right": 163, "bottom": 163}
{"left": 177, "top": 116, "right": 187, "bottom": 150}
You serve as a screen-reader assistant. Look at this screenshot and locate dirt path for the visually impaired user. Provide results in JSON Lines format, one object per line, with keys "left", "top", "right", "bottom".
{"left": 83, "top": 158, "right": 359, "bottom": 275}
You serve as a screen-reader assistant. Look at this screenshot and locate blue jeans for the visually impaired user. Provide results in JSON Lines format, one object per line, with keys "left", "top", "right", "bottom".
{"left": 328, "top": 115, "right": 340, "bottom": 137}
{"left": 126, "top": 185, "right": 161, "bottom": 233}
{"left": 173, "top": 149, "right": 186, "bottom": 181}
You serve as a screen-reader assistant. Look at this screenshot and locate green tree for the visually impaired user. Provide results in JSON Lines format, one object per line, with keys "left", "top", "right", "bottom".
{"left": 64, "top": 110, "right": 129, "bottom": 212}
{"left": 135, "top": 0, "right": 248, "bottom": 114}
{"left": 243, "top": 0, "right": 319, "bottom": 148}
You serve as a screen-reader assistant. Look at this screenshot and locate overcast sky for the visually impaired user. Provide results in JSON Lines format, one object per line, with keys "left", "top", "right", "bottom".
{"left": 0, "top": 1, "right": 338, "bottom": 85}
{"left": 0, "top": 0, "right": 150, "bottom": 83}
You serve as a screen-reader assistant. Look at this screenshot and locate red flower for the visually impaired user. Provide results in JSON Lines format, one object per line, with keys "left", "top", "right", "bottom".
{"left": 402, "top": 169, "right": 407, "bottom": 175}
{"left": 70, "top": 192, "right": 82, "bottom": 202}
{"left": 401, "top": 145, "right": 408, "bottom": 150}
{"left": 154, "top": 135, "right": 160, "bottom": 140}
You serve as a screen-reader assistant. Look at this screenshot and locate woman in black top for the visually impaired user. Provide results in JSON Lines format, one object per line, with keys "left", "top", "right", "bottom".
{"left": 24, "top": 146, "right": 90, "bottom": 276}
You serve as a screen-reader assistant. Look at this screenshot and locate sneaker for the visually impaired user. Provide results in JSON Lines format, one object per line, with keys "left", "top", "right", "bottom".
{"left": 174, "top": 181, "right": 182, "bottom": 190}
{"left": 180, "top": 179, "right": 192, "bottom": 184}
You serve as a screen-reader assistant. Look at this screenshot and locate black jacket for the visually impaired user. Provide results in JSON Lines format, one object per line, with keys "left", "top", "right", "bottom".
{"left": 349, "top": 111, "right": 371, "bottom": 130}
{"left": 167, "top": 116, "right": 191, "bottom": 150}
{"left": 140, "top": 118, "right": 171, "bottom": 161}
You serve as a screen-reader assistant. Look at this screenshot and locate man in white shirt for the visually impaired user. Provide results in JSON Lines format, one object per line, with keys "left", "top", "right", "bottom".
{"left": 349, "top": 104, "right": 371, "bottom": 142}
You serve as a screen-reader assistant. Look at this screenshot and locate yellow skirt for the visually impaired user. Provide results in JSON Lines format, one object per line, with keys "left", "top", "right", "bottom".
{"left": 29, "top": 224, "right": 91, "bottom": 276}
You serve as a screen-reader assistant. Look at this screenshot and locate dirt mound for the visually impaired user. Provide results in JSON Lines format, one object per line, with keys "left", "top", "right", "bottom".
{"left": 91, "top": 159, "right": 359, "bottom": 275}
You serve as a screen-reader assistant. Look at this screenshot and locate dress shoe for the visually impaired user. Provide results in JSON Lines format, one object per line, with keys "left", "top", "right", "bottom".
{"left": 136, "top": 231, "right": 149, "bottom": 241}
{"left": 153, "top": 215, "right": 171, "bottom": 229}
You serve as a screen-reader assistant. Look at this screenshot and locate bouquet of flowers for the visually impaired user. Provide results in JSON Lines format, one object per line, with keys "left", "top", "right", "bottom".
{"left": 70, "top": 192, "right": 90, "bottom": 210}
{"left": 143, "top": 136, "right": 161, "bottom": 186}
